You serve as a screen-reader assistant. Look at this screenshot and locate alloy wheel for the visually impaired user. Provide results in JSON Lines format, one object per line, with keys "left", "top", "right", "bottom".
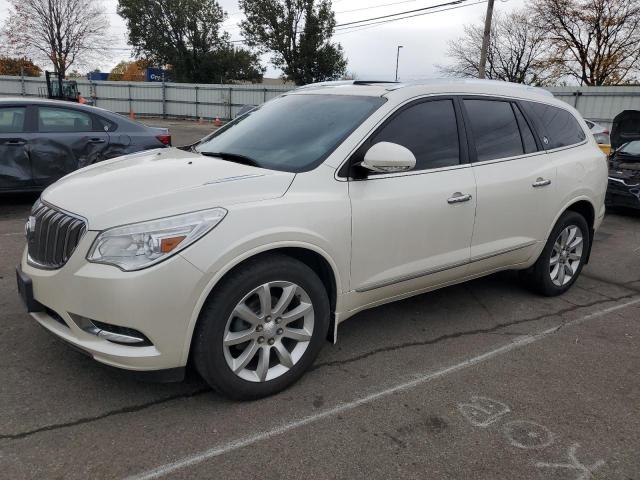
{"left": 222, "top": 281, "right": 315, "bottom": 382}
{"left": 550, "top": 225, "right": 584, "bottom": 287}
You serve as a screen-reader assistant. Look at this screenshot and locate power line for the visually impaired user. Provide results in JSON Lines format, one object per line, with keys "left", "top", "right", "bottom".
{"left": 336, "top": 0, "right": 434, "bottom": 15}
{"left": 334, "top": 0, "right": 486, "bottom": 32}
{"left": 334, "top": 0, "right": 470, "bottom": 28}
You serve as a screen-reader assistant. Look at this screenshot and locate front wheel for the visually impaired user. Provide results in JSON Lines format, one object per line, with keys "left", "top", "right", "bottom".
{"left": 193, "top": 254, "right": 330, "bottom": 400}
{"left": 524, "top": 211, "right": 590, "bottom": 296}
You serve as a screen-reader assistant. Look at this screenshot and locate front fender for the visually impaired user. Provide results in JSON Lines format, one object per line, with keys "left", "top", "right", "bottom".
{"left": 178, "top": 238, "right": 344, "bottom": 365}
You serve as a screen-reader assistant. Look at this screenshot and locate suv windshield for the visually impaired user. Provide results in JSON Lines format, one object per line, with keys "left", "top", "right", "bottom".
{"left": 196, "top": 94, "right": 385, "bottom": 172}
{"left": 619, "top": 140, "right": 640, "bottom": 157}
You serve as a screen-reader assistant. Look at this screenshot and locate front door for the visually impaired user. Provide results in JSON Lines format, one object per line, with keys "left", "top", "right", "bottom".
{"left": 31, "top": 105, "right": 109, "bottom": 187}
{"left": 0, "top": 106, "right": 32, "bottom": 191}
{"left": 349, "top": 98, "right": 477, "bottom": 301}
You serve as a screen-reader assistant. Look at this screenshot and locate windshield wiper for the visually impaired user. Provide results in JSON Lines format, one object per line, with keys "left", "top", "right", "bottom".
{"left": 199, "top": 151, "right": 261, "bottom": 167}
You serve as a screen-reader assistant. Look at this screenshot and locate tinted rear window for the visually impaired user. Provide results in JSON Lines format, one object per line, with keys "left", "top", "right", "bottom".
{"left": 464, "top": 99, "right": 524, "bottom": 161}
{"left": 371, "top": 99, "right": 460, "bottom": 171}
{"left": 523, "top": 102, "right": 585, "bottom": 149}
{"left": 513, "top": 104, "right": 538, "bottom": 153}
{"left": 0, "top": 107, "right": 26, "bottom": 133}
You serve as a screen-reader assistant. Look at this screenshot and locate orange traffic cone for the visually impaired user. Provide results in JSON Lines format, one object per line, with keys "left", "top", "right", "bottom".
{"left": 129, "top": 110, "right": 135, "bottom": 120}
{"left": 214, "top": 116, "right": 222, "bottom": 127}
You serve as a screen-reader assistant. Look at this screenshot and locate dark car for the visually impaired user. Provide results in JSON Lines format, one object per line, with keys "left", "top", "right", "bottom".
{"left": 0, "top": 98, "right": 171, "bottom": 193}
{"left": 607, "top": 110, "right": 640, "bottom": 209}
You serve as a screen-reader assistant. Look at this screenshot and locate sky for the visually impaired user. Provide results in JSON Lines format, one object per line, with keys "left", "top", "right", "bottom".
{"left": 0, "top": 0, "right": 528, "bottom": 80}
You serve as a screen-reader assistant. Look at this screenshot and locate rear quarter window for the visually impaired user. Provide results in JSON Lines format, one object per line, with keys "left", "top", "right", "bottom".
{"left": 522, "top": 102, "right": 585, "bottom": 149}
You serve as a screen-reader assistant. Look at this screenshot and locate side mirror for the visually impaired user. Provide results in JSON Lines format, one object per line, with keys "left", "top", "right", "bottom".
{"left": 361, "top": 142, "right": 416, "bottom": 174}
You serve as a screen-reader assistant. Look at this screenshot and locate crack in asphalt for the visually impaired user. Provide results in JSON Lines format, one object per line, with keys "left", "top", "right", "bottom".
{"left": 0, "top": 388, "right": 211, "bottom": 441}
{"left": 3, "top": 290, "right": 637, "bottom": 442}
{"left": 309, "top": 294, "right": 637, "bottom": 372}
{"left": 582, "top": 272, "right": 640, "bottom": 291}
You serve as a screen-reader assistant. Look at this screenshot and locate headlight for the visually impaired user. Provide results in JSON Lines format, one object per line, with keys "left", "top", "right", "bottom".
{"left": 87, "top": 208, "right": 227, "bottom": 271}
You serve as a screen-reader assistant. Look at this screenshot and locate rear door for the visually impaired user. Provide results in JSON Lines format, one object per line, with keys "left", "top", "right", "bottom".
{"left": 0, "top": 105, "right": 33, "bottom": 191}
{"left": 462, "top": 97, "right": 558, "bottom": 272}
{"left": 31, "top": 105, "right": 109, "bottom": 187}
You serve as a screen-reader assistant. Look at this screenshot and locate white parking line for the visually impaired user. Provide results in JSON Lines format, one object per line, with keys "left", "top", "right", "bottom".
{"left": 1, "top": 232, "right": 23, "bottom": 236}
{"left": 126, "top": 297, "right": 640, "bottom": 480}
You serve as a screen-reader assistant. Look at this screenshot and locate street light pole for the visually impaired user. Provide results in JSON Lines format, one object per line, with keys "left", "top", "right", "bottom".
{"left": 478, "top": 0, "right": 495, "bottom": 79}
{"left": 395, "top": 45, "right": 403, "bottom": 82}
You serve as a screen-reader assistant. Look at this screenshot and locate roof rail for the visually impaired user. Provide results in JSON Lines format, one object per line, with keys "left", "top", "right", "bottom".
{"left": 387, "top": 78, "right": 553, "bottom": 97}
{"left": 295, "top": 78, "right": 553, "bottom": 98}
{"left": 296, "top": 80, "right": 399, "bottom": 90}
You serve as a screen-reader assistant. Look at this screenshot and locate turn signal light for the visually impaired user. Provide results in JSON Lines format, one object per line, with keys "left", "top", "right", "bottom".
{"left": 160, "top": 235, "right": 186, "bottom": 253}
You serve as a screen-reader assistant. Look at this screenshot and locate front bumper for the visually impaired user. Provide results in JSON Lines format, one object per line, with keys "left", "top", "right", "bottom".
{"left": 606, "top": 178, "right": 640, "bottom": 209}
{"left": 19, "top": 231, "right": 205, "bottom": 373}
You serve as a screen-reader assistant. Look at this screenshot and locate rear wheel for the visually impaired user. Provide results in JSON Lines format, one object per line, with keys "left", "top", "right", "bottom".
{"left": 193, "top": 255, "right": 330, "bottom": 400}
{"left": 524, "top": 211, "right": 590, "bottom": 296}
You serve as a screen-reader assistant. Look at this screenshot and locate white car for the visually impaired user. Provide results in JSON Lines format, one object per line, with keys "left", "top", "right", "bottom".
{"left": 17, "top": 79, "right": 607, "bottom": 399}
{"left": 585, "top": 119, "right": 610, "bottom": 145}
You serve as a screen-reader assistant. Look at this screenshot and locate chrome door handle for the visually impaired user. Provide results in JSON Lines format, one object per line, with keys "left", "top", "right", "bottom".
{"left": 447, "top": 192, "right": 473, "bottom": 204}
{"left": 532, "top": 177, "right": 551, "bottom": 188}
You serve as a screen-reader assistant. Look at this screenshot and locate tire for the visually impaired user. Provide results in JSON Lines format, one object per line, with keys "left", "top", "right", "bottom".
{"left": 193, "top": 254, "right": 330, "bottom": 400}
{"left": 524, "top": 211, "right": 590, "bottom": 296}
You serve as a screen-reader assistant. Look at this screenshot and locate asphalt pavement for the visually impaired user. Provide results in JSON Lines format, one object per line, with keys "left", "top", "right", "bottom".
{"left": 1, "top": 122, "right": 639, "bottom": 479}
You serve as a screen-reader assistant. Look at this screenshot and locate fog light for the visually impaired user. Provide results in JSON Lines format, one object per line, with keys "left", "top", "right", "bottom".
{"left": 71, "top": 315, "right": 152, "bottom": 346}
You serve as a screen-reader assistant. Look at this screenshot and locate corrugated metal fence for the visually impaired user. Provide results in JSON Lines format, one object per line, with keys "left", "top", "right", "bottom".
{"left": 546, "top": 86, "right": 640, "bottom": 130}
{"left": 1, "top": 75, "right": 639, "bottom": 126}
{"left": 0, "top": 75, "right": 291, "bottom": 120}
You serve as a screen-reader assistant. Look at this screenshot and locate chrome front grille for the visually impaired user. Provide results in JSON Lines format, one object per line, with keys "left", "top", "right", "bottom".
{"left": 27, "top": 203, "right": 87, "bottom": 269}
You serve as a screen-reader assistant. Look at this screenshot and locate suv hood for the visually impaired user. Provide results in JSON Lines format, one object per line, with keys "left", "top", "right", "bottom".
{"left": 611, "top": 110, "right": 640, "bottom": 150}
{"left": 42, "top": 148, "right": 295, "bottom": 230}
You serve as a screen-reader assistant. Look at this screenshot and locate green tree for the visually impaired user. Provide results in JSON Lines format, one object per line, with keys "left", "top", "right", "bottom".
{"left": 202, "top": 46, "right": 265, "bottom": 84}
{"left": 0, "top": 56, "right": 41, "bottom": 76}
{"left": 240, "top": 0, "right": 347, "bottom": 85}
{"left": 117, "top": 0, "right": 263, "bottom": 83}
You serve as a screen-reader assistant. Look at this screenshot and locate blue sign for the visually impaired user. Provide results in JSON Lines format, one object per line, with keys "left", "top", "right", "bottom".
{"left": 87, "top": 72, "right": 109, "bottom": 81}
{"left": 146, "top": 68, "right": 168, "bottom": 82}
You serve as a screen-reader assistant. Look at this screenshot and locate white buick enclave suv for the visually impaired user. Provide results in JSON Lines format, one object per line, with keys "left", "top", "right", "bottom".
{"left": 17, "top": 80, "right": 607, "bottom": 399}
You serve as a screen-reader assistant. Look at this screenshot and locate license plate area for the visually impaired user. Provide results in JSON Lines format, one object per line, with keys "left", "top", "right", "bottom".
{"left": 16, "top": 267, "right": 45, "bottom": 313}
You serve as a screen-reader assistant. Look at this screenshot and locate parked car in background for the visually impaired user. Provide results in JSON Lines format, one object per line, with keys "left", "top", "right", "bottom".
{"left": 0, "top": 98, "right": 171, "bottom": 193}
{"left": 585, "top": 119, "right": 610, "bottom": 145}
{"left": 17, "top": 79, "right": 606, "bottom": 400}
{"left": 606, "top": 110, "right": 640, "bottom": 209}
{"left": 585, "top": 119, "right": 611, "bottom": 155}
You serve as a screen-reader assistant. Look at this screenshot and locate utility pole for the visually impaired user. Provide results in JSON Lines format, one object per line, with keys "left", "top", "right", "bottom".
{"left": 478, "top": 0, "right": 495, "bottom": 79}
{"left": 395, "top": 45, "right": 403, "bottom": 81}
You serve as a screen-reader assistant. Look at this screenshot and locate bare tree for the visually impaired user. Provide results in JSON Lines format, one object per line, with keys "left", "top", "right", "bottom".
{"left": 439, "top": 11, "right": 549, "bottom": 85}
{"left": 1, "top": 0, "right": 111, "bottom": 78}
{"left": 530, "top": 0, "right": 640, "bottom": 85}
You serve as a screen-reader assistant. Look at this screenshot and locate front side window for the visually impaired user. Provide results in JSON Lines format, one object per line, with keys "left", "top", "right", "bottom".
{"left": 196, "top": 94, "right": 385, "bottom": 173}
{"left": 464, "top": 99, "right": 524, "bottom": 162}
{"left": 0, "top": 107, "right": 26, "bottom": 133}
{"left": 523, "top": 102, "right": 586, "bottom": 149}
{"left": 371, "top": 99, "right": 460, "bottom": 171}
{"left": 38, "top": 107, "right": 92, "bottom": 133}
